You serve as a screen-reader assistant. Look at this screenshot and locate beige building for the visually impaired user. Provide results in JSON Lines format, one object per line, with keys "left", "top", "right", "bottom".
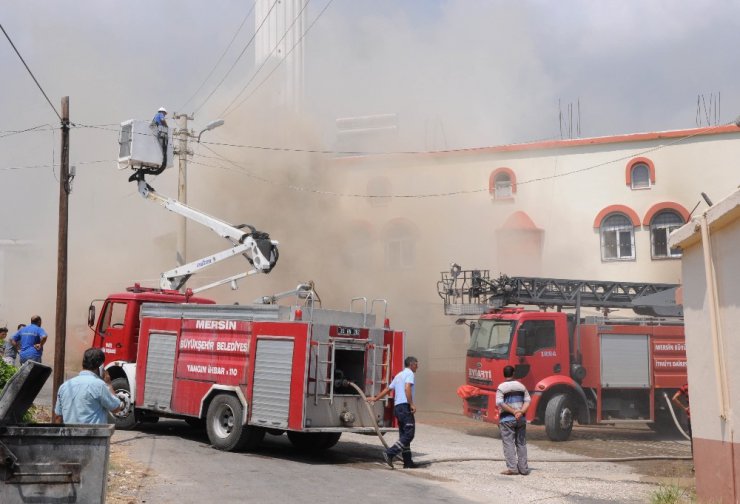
{"left": 670, "top": 188, "right": 740, "bottom": 504}
{"left": 332, "top": 124, "right": 740, "bottom": 406}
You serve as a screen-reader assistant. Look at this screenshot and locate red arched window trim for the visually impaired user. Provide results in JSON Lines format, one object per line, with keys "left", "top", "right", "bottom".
{"left": 642, "top": 202, "right": 690, "bottom": 226}
{"left": 489, "top": 167, "right": 517, "bottom": 196}
{"left": 625, "top": 157, "right": 656, "bottom": 186}
{"left": 593, "top": 205, "right": 641, "bottom": 228}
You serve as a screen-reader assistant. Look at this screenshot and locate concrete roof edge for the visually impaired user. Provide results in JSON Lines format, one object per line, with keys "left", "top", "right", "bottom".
{"left": 669, "top": 188, "right": 740, "bottom": 249}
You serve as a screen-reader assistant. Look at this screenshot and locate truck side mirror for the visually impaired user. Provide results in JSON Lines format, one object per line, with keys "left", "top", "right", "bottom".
{"left": 87, "top": 305, "right": 96, "bottom": 328}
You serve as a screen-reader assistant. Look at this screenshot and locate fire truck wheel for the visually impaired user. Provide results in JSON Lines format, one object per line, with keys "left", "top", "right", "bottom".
{"left": 545, "top": 393, "right": 574, "bottom": 441}
{"left": 110, "top": 377, "right": 137, "bottom": 430}
{"left": 322, "top": 432, "right": 342, "bottom": 449}
{"left": 287, "top": 432, "right": 337, "bottom": 452}
{"left": 206, "top": 394, "right": 265, "bottom": 451}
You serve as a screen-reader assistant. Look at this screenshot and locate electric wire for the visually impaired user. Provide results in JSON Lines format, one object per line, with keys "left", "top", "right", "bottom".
{"left": 223, "top": 0, "right": 335, "bottom": 117}
{"left": 219, "top": 0, "right": 314, "bottom": 117}
{"left": 0, "top": 124, "right": 56, "bottom": 138}
{"left": 192, "top": 0, "right": 281, "bottom": 116}
{"left": 179, "top": 1, "right": 258, "bottom": 111}
{"left": 0, "top": 24, "right": 62, "bottom": 121}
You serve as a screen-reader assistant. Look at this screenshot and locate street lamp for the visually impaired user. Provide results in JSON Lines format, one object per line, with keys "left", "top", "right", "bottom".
{"left": 198, "top": 119, "right": 225, "bottom": 142}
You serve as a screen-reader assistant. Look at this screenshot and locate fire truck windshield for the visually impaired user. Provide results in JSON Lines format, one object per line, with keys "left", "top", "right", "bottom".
{"left": 467, "top": 320, "right": 515, "bottom": 358}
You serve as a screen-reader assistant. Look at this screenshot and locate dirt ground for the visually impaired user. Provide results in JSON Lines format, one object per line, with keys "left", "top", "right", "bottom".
{"left": 417, "top": 409, "right": 694, "bottom": 483}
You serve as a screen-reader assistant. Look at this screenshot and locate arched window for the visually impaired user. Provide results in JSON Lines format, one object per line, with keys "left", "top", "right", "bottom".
{"left": 600, "top": 213, "right": 635, "bottom": 261}
{"left": 382, "top": 219, "right": 418, "bottom": 270}
{"left": 494, "top": 172, "right": 512, "bottom": 198}
{"left": 650, "top": 211, "right": 683, "bottom": 259}
{"left": 625, "top": 157, "right": 655, "bottom": 189}
{"left": 631, "top": 163, "right": 650, "bottom": 189}
{"left": 489, "top": 168, "right": 516, "bottom": 200}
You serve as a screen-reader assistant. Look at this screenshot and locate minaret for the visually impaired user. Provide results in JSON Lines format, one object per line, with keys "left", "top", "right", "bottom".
{"left": 255, "top": 0, "right": 306, "bottom": 112}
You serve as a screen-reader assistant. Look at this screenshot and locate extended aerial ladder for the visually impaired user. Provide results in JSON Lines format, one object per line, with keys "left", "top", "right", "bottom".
{"left": 136, "top": 179, "right": 279, "bottom": 292}
{"left": 437, "top": 263, "right": 683, "bottom": 318}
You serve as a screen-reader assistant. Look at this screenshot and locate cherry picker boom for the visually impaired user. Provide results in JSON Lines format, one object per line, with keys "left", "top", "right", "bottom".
{"left": 135, "top": 179, "right": 278, "bottom": 292}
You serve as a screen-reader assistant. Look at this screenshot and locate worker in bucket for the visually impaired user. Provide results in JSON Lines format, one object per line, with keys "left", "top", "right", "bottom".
{"left": 496, "top": 365, "right": 531, "bottom": 475}
{"left": 54, "top": 347, "right": 123, "bottom": 424}
{"left": 151, "top": 106, "right": 169, "bottom": 167}
{"left": 368, "top": 356, "right": 421, "bottom": 469}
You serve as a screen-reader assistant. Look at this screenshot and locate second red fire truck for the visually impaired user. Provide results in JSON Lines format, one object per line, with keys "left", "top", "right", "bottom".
{"left": 439, "top": 265, "right": 687, "bottom": 441}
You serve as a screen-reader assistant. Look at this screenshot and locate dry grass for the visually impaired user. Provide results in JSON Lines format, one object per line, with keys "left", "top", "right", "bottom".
{"left": 106, "top": 444, "right": 153, "bottom": 504}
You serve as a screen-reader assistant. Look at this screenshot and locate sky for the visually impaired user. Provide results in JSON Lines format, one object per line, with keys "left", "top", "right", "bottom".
{"left": 1, "top": 0, "right": 739, "bottom": 362}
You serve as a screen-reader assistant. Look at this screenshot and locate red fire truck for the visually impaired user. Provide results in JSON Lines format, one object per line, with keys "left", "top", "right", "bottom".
{"left": 90, "top": 286, "right": 403, "bottom": 452}
{"left": 438, "top": 265, "right": 687, "bottom": 441}
{"left": 88, "top": 158, "right": 406, "bottom": 452}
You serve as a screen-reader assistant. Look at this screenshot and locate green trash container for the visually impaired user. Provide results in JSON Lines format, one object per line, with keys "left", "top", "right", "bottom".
{"left": 0, "top": 361, "right": 114, "bottom": 503}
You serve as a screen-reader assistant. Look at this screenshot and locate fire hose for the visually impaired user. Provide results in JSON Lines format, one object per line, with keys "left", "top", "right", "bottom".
{"left": 346, "top": 381, "right": 692, "bottom": 466}
{"left": 662, "top": 392, "right": 692, "bottom": 441}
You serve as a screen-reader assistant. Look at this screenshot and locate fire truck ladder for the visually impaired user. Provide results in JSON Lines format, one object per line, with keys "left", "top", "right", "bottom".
{"left": 437, "top": 264, "right": 682, "bottom": 317}
{"left": 370, "top": 343, "right": 391, "bottom": 401}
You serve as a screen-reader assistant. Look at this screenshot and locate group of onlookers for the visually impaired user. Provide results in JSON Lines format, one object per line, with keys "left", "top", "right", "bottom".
{"left": 0, "top": 315, "right": 47, "bottom": 366}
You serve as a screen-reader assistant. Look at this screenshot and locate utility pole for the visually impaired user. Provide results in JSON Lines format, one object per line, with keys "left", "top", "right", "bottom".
{"left": 52, "top": 96, "right": 70, "bottom": 413}
{"left": 173, "top": 112, "right": 193, "bottom": 268}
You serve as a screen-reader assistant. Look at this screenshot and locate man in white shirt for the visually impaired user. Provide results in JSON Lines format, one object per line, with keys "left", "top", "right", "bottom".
{"left": 496, "top": 365, "right": 531, "bottom": 475}
{"left": 369, "top": 356, "right": 420, "bottom": 469}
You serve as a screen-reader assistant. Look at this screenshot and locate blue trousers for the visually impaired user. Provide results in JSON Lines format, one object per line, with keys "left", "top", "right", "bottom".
{"left": 386, "top": 403, "right": 415, "bottom": 464}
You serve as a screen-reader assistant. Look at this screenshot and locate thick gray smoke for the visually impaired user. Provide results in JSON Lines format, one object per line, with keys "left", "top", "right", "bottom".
{"left": 2, "top": 1, "right": 739, "bottom": 400}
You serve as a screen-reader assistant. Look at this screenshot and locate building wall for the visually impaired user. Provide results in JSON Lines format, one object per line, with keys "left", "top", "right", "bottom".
{"left": 672, "top": 190, "right": 740, "bottom": 504}
{"left": 333, "top": 127, "right": 740, "bottom": 408}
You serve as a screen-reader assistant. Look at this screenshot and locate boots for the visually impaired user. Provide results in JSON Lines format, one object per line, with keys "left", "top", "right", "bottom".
{"left": 402, "top": 450, "right": 420, "bottom": 469}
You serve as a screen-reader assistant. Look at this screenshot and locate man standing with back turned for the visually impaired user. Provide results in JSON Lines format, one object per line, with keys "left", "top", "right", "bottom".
{"left": 54, "top": 348, "right": 123, "bottom": 424}
{"left": 11, "top": 316, "right": 47, "bottom": 364}
{"left": 497, "top": 365, "right": 531, "bottom": 475}
{"left": 369, "top": 356, "right": 420, "bottom": 469}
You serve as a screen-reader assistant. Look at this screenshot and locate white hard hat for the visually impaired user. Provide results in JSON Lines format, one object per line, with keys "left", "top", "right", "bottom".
{"left": 158, "top": 107, "right": 167, "bottom": 114}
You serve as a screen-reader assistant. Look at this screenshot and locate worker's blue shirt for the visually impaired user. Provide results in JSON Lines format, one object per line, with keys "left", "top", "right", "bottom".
{"left": 390, "top": 368, "right": 415, "bottom": 406}
{"left": 11, "top": 324, "right": 46, "bottom": 362}
{"left": 153, "top": 112, "right": 167, "bottom": 126}
{"left": 54, "top": 371, "right": 122, "bottom": 424}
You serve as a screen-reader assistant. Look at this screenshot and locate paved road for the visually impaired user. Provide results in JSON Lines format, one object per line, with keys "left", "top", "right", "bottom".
{"left": 112, "top": 421, "right": 477, "bottom": 504}
{"left": 109, "top": 414, "right": 690, "bottom": 504}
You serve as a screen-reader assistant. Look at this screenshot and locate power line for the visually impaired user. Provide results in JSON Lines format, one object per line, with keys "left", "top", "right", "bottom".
{"left": 0, "top": 24, "right": 62, "bottom": 121}
{"left": 223, "top": 0, "right": 335, "bottom": 117}
{"left": 0, "top": 124, "right": 56, "bottom": 139}
{"left": 179, "top": 1, "right": 258, "bottom": 111}
{"left": 193, "top": 0, "right": 281, "bottom": 116}
{"left": 0, "top": 159, "right": 114, "bottom": 172}
{"left": 219, "top": 0, "right": 313, "bottom": 117}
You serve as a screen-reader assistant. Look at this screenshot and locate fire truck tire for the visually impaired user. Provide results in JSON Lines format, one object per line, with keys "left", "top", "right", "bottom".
{"left": 322, "top": 432, "right": 342, "bottom": 449}
{"left": 110, "top": 377, "right": 138, "bottom": 430}
{"left": 206, "top": 394, "right": 265, "bottom": 451}
{"left": 545, "top": 393, "right": 574, "bottom": 441}
{"left": 287, "top": 432, "right": 339, "bottom": 451}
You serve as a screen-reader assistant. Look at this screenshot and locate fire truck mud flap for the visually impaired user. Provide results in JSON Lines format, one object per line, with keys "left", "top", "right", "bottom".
{"left": 206, "top": 394, "right": 265, "bottom": 452}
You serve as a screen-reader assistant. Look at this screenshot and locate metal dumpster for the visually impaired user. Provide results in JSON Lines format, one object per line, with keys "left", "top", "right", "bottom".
{"left": 0, "top": 361, "right": 114, "bottom": 503}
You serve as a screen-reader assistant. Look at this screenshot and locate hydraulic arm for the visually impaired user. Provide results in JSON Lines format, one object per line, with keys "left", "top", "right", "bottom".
{"left": 137, "top": 179, "right": 278, "bottom": 290}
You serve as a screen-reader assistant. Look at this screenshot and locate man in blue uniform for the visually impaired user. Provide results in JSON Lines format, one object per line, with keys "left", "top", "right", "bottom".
{"left": 152, "top": 106, "right": 169, "bottom": 167}
{"left": 369, "top": 356, "right": 420, "bottom": 469}
{"left": 11, "top": 316, "right": 47, "bottom": 364}
{"left": 55, "top": 347, "right": 123, "bottom": 424}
